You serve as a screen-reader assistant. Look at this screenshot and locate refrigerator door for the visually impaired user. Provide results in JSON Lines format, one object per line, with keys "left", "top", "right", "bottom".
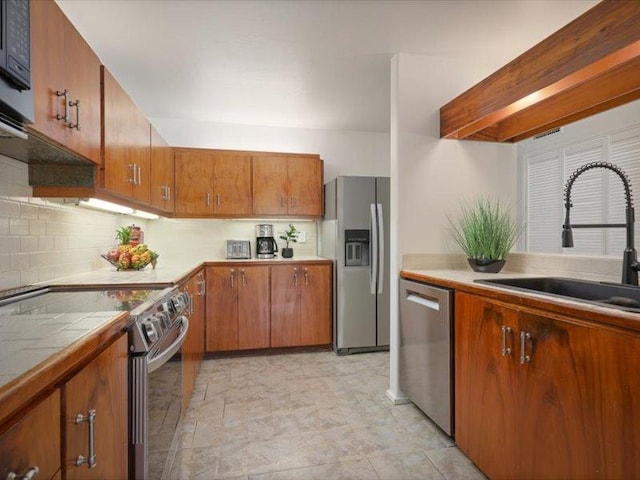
{"left": 376, "top": 177, "right": 390, "bottom": 346}
{"left": 336, "top": 176, "right": 377, "bottom": 351}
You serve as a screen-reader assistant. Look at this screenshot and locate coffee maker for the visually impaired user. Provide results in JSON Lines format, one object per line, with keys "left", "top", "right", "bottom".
{"left": 255, "top": 224, "right": 278, "bottom": 259}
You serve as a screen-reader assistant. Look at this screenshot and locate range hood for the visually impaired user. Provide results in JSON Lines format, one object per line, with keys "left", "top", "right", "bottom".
{"left": 440, "top": 0, "right": 640, "bottom": 143}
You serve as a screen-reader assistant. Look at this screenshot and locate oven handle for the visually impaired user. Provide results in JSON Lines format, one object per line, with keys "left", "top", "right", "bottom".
{"left": 147, "top": 316, "right": 189, "bottom": 374}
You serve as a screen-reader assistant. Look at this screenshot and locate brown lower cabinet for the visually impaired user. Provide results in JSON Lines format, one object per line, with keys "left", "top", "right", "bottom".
{"left": 205, "top": 263, "right": 332, "bottom": 352}
{"left": 63, "top": 333, "right": 128, "bottom": 480}
{"left": 455, "top": 291, "right": 640, "bottom": 480}
{"left": 181, "top": 268, "right": 206, "bottom": 413}
{"left": 206, "top": 265, "right": 270, "bottom": 352}
{"left": 0, "top": 389, "right": 61, "bottom": 480}
{"left": 271, "top": 264, "right": 332, "bottom": 347}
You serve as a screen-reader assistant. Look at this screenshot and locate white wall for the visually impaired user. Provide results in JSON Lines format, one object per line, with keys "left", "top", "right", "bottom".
{"left": 150, "top": 118, "right": 390, "bottom": 182}
{"left": 387, "top": 53, "right": 518, "bottom": 402}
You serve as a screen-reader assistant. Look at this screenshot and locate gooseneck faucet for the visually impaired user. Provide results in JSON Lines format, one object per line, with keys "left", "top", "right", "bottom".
{"left": 562, "top": 162, "right": 639, "bottom": 285}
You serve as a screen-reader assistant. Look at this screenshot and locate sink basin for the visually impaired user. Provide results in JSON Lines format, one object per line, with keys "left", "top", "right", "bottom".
{"left": 475, "top": 277, "right": 640, "bottom": 313}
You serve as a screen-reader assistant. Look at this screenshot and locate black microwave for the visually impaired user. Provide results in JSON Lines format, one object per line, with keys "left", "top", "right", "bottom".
{"left": 0, "top": 0, "right": 30, "bottom": 91}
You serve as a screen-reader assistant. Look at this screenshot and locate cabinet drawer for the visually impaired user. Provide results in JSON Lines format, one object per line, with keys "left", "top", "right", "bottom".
{"left": 0, "top": 389, "right": 61, "bottom": 480}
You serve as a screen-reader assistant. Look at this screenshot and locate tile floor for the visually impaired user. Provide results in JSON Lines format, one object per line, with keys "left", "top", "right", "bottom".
{"left": 169, "top": 351, "right": 487, "bottom": 480}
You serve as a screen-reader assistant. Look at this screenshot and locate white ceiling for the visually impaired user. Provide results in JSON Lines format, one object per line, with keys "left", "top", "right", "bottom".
{"left": 57, "top": 0, "right": 597, "bottom": 133}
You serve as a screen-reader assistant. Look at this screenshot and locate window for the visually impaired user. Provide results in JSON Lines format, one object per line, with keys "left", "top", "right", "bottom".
{"left": 520, "top": 123, "right": 640, "bottom": 257}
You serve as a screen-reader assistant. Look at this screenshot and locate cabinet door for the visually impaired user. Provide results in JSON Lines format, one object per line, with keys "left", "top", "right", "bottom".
{"left": 515, "top": 312, "right": 599, "bottom": 479}
{"left": 0, "top": 389, "right": 61, "bottom": 480}
{"left": 102, "top": 67, "right": 151, "bottom": 203}
{"left": 206, "top": 267, "right": 239, "bottom": 351}
{"left": 64, "top": 334, "right": 128, "bottom": 480}
{"left": 150, "top": 126, "right": 175, "bottom": 212}
{"left": 252, "top": 155, "right": 288, "bottom": 215}
{"left": 455, "top": 293, "right": 520, "bottom": 480}
{"left": 593, "top": 327, "right": 640, "bottom": 478}
{"left": 288, "top": 157, "right": 322, "bottom": 216}
{"left": 64, "top": 20, "right": 101, "bottom": 164}
{"left": 212, "top": 152, "right": 252, "bottom": 215}
{"left": 271, "top": 265, "right": 301, "bottom": 347}
{"left": 238, "top": 266, "right": 270, "bottom": 350}
{"left": 30, "top": 0, "right": 67, "bottom": 145}
{"left": 182, "top": 270, "right": 205, "bottom": 413}
{"left": 299, "top": 265, "right": 331, "bottom": 345}
{"left": 175, "top": 151, "right": 214, "bottom": 215}
{"left": 192, "top": 270, "right": 206, "bottom": 366}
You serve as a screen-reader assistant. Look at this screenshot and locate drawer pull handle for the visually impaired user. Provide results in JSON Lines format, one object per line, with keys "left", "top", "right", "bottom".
{"left": 56, "top": 89, "right": 70, "bottom": 124}
{"left": 68, "top": 98, "right": 80, "bottom": 130}
{"left": 520, "top": 331, "right": 532, "bottom": 364}
{"left": 75, "top": 409, "right": 97, "bottom": 468}
{"left": 501, "top": 326, "right": 512, "bottom": 356}
{"left": 6, "top": 466, "right": 39, "bottom": 480}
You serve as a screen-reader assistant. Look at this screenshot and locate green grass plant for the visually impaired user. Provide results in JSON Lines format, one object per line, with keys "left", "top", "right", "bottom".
{"left": 449, "top": 197, "right": 520, "bottom": 260}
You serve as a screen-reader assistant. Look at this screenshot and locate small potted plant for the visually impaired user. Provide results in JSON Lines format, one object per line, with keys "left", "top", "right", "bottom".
{"left": 279, "top": 224, "right": 298, "bottom": 258}
{"left": 448, "top": 196, "right": 521, "bottom": 273}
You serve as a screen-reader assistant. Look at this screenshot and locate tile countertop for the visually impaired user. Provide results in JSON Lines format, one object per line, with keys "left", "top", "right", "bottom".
{"left": 401, "top": 268, "right": 640, "bottom": 333}
{"left": 45, "top": 256, "right": 331, "bottom": 287}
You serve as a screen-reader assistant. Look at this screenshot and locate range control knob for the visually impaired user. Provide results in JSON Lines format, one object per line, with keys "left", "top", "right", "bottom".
{"left": 172, "top": 293, "right": 188, "bottom": 313}
{"left": 151, "top": 314, "right": 165, "bottom": 336}
{"left": 141, "top": 319, "right": 158, "bottom": 345}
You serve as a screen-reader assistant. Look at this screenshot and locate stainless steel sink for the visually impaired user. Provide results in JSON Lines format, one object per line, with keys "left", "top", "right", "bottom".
{"left": 475, "top": 277, "right": 640, "bottom": 312}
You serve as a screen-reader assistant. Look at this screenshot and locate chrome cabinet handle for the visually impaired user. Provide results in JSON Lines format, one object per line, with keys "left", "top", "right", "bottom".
{"left": 6, "top": 467, "right": 40, "bottom": 480}
{"left": 127, "top": 164, "right": 136, "bottom": 184}
{"left": 136, "top": 165, "right": 142, "bottom": 185}
{"left": 501, "top": 326, "right": 512, "bottom": 356}
{"left": 187, "top": 292, "right": 194, "bottom": 315}
{"left": 161, "top": 185, "right": 167, "bottom": 200}
{"left": 520, "top": 331, "right": 532, "bottom": 364}
{"left": 241, "top": 269, "right": 246, "bottom": 287}
{"left": 304, "top": 268, "right": 309, "bottom": 286}
{"left": 68, "top": 98, "right": 80, "bottom": 130}
{"left": 216, "top": 193, "right": 221, "bottom": 206}
{"left": 230, "top": 269, "right": 235, "bottom": 288}
{"left": 56, "top": 89, "right": 70, "bottom": 124}
{"left": 206, "top": 193, "right": 211, "bottom": 206}
{"left": 166, "top": 185, "right": 171, "bottom": 201}
{"left": 293, "top": 268, "right": 298, "bottom": 287}
{"left": 75, "top": 409, "right": 97, "bottom": 469}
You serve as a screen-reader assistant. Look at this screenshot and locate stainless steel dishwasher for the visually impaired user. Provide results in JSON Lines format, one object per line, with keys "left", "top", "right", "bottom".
{"left": 399, "top": 278, "right": 453, "bottom": 436}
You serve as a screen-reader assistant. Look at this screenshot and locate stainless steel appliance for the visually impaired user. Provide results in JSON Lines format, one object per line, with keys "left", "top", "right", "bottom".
{"left": 0, "top": 0, "right": 32, "bottom": 139}
{"left": 129, "top": 287, "right": 190, "bottom": 480}
{"left": 226, "top": 239, "right": 251, "bottom": 259}
{"left": 256, "top": 224, "right": 278, "bottom": 259}
{"left": 320, "top": 176, "right": 390, "bottom": 354}
{"left": 399, "top": 278, "right": 453, "bottom": 435}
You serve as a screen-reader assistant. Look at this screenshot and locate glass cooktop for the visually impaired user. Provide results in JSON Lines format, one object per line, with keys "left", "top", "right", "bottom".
{"left": 0, "top": 287, "right": 168, "bottom": 316}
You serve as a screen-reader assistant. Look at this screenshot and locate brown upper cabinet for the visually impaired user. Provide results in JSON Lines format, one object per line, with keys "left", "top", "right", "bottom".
{"left": 253, "top": 154, "right": 323, "bottom": 217}
{"left": 150, "top": 125, "right": 175, "bottom": 213}
{"left": 101, "top": 67, "right": 151, "bottom": 205}
{"left": 440, "top": 0, "right": 640, "bottom": 143}
{"left": 174, "top": 148, "right": 252, "bottom": 217}
{"left": 30, "top": 0, "right": 102, "bottom": 164}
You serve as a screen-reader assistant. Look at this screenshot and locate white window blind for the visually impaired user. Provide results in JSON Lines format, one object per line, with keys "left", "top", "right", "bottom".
{"left": 522, "top": 125, "right": 640, "bottom": 256}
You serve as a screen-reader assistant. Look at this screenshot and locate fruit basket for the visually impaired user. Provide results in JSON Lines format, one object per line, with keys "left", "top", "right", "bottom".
{"left": 102, "top": 244, "right": 159, "bottom": 271}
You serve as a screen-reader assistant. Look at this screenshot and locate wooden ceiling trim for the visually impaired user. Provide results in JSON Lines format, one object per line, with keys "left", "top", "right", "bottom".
{"left": 440, "top": 0, "right": 640, "bottom": 143}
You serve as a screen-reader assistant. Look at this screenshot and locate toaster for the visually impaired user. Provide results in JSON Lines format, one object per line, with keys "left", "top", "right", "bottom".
{"left": 226, "top": 240, "right": 251, "bottom": 259}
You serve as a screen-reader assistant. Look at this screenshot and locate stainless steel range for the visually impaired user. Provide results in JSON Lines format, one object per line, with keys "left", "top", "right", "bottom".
{"left": 128, "top": 287, "right": 190, "bottom": 480}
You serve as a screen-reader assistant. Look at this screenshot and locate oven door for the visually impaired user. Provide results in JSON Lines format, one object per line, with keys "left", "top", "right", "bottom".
{"left": 130, "top": 315, "right": 189, "bottom": 480}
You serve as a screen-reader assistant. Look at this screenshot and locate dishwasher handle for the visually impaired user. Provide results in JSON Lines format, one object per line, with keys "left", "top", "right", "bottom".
{"left": 406, "top": 293, "right": 440, "bottom": 311}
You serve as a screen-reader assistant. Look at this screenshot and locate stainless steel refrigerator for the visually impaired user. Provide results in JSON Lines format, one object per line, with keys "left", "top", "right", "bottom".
{"left": 320, "top": 176, "right": 390, "bottom": 354}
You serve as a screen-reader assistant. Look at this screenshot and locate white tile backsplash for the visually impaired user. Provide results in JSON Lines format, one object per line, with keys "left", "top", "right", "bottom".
{"left": 0, "top": 155, "right": 321, "bottom": 289}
